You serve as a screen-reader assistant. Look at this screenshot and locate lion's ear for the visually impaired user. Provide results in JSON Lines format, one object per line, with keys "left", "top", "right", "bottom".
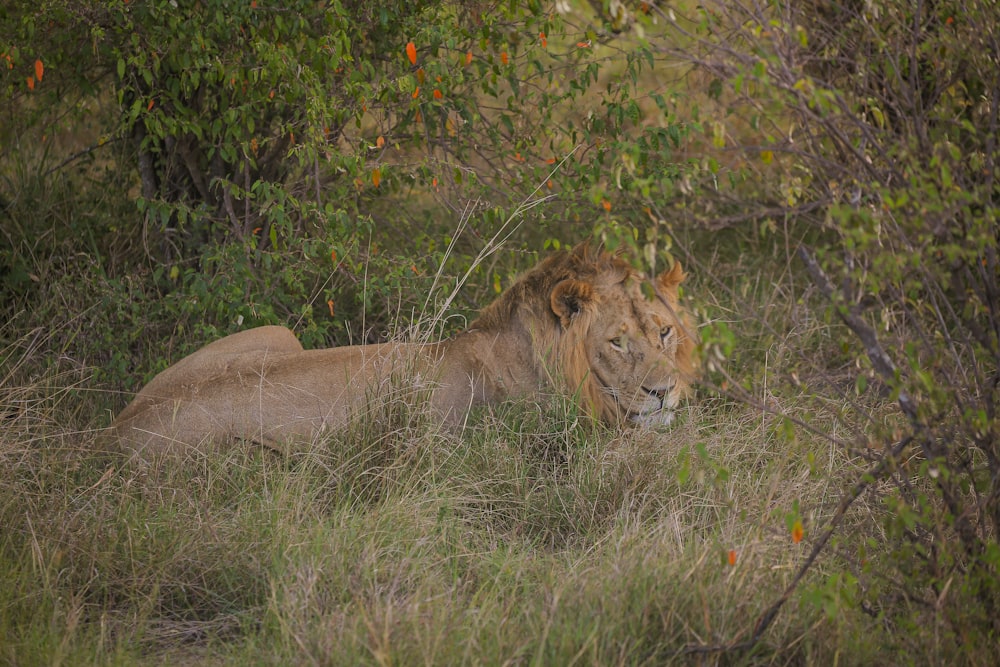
{"left": 550, "top": 279, "right": 595, "bottom": 327}
{"left": 656, "top": 261, "right": 686, "bottom": 296}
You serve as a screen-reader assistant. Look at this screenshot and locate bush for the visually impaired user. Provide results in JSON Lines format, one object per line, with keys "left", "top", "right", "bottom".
{"left": 655, "top": 0, "right": 1000, "bottom": 647}
{"left": 2, "top": 0, "right": 693, "bottom": 371}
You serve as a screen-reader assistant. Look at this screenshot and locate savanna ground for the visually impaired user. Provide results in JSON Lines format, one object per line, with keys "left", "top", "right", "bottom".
{"left": 2, "top": 1, "right": 999, "bottom": 664}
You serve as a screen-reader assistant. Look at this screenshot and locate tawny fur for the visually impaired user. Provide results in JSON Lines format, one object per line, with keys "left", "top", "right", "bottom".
{"left": 111, "top": 244, "right": 696, "bottom": 460}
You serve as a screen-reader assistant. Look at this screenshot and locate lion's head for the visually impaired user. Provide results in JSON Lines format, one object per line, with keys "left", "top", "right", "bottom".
{"left": 472, "top": 244, "right": 697, "bottom": 426}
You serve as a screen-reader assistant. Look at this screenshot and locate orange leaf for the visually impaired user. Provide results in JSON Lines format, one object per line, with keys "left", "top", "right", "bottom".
{"left": 465, "top": 51, "right": 473, "bottom": 66}
{"left": 406, "top": 41, "right": 417, "bottom": 65}
{"left": 26, "top": 76, "right": 34, "bottom": 91}
{"left": 147, "top": 98, "right": 155, "bottom": 111}
{"left": 432, "top": 177, "right": 438, "bottom": 188}
{"left": 34, "top": 59, "right": 43, "bottom": 82}
{"left": 545, "top": 157, "right": 556, "bottom": 164}
{"left": 433, "top": 89, "right": 442, "bottom": 99}
{"left": 500, "top": 51, "right": 509, "bottom": 65}
{"left": 372, "top": 168, "right": 381, "bottom": 187}
{"left": 601, "top": 199, "right": 611, "bottom": 212}
{"left": 327, "top": 299, "right": 335, "bottom": 317}
{"left": 375, "top": 135, "right": 385, "bottom": 149}
{"left": 539, "top": 32, "right": 547, "bottom": 48}
{"left": 576, "top": 41, "right": 591, "bottom": 48}
{"left": 331, "top": 248, "right": 337, "bottom": 263}
{"left": 791, "top": 520, "right": 804, "bottom": 544}
{"left": 727, "top": 549, "right": 737, "bottom": 566}
{"left": 412, "top": 86, "right": 420, "bottom": 99}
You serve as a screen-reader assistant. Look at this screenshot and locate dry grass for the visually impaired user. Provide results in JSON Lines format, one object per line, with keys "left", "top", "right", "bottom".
{"left": 1, "top": 305, "right": 906, "bottom": 666}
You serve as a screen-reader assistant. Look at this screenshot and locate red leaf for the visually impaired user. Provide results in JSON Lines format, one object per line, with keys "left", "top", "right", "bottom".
{"left": 791, "top": 520, "right": 804, "bottom": 544}
{"left": 406, "top": 42, "right": 417, "bottom": 65}
{"left": 34, "top": 59, "right": 44, "bottom": 82}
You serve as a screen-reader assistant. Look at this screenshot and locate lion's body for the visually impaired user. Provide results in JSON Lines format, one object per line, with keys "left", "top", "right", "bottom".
{"left": 111, "top": 245, "right": 695, "bottom": 460}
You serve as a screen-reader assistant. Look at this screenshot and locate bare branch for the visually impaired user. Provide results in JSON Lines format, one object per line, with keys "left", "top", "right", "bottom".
{"left": 681, "top": 435, "right": 913, "bottom": 657}
{"left": 797, "top": 244, "right": 918, "bottom": 422}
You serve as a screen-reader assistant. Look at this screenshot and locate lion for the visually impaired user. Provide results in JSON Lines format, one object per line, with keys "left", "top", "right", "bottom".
{"left": 111, "top": 244, "right": 696, "bottom": 460}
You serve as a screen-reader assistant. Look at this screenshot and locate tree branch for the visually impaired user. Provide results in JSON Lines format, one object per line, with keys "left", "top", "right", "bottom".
{"left": 796, "top": 244, "right": 918, "bottom": 422}
{"left": 132, "top": 122, "right": 159, "bottom": 200}
{"left": 681, "top": 435, "right": 913, "bottom": 657}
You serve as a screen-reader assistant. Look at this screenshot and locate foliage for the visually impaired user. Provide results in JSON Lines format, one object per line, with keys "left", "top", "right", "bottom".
{"left": 654, "top": 0, "right": 1000, "bottom": 646}
{"left": 2, "top": 0, "right": 693, "bottom": 390}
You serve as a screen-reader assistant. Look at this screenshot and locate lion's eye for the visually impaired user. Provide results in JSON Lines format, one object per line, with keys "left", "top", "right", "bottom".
{"left": 660, "top": 326, "right": 673, "bottom": 340}
{"left": 610, "top": 336, "right": 626, "bottom": 352}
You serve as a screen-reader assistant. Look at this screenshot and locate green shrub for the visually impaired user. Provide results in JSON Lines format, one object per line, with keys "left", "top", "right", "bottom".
{"left": 658, "top": 0, "right": 1000, "bottom": 648}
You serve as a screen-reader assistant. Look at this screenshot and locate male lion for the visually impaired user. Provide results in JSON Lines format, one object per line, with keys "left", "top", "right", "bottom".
{"left": 112, "top": 244, "right": 696, "bottom": 460}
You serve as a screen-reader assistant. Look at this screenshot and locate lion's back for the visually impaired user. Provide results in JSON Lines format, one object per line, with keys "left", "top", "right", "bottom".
{"left": 114, "top": 326, "right": 302, "bottom": 425}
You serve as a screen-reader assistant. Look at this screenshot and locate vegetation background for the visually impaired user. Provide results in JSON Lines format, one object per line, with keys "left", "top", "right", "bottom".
{"left": 1, "top": 0, "right": 998, "bottom": 663}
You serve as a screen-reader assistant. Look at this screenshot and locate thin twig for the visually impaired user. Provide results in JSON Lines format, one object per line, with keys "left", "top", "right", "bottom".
{"left": 796, "top": 244, "right": 918, "bottom": 421}
{"left": 44, "top": 136, "right": 123, "bottom": 176}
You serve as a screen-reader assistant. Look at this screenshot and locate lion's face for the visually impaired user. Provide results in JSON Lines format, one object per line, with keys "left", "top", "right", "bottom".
{"left": 550, "top": 261, "right": 695, "bottom": 426}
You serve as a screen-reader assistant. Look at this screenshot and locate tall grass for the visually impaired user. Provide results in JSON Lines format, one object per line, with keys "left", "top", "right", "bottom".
{"left": 2, "top": 304, "right": 913, "bottom": 666}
